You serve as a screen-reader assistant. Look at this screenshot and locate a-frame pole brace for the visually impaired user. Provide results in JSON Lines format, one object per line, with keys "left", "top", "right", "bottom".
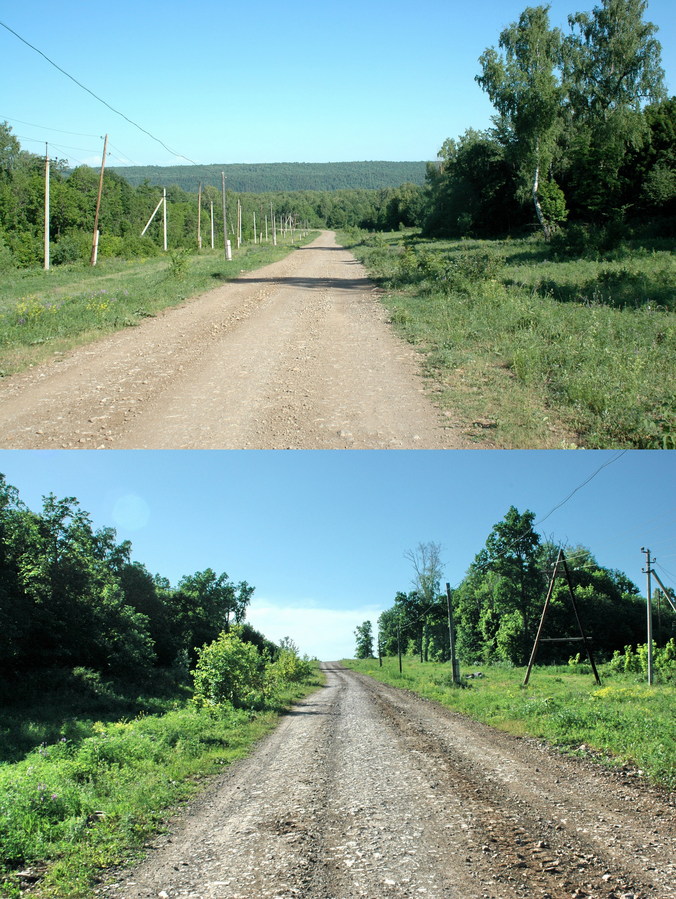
{"left": 524, "top": 549, "right": 601, "bottom": 686}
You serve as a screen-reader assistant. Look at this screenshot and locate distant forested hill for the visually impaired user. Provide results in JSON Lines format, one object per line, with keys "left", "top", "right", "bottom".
{"left": 109, "top": 161, "right": 429, "bottom": 193}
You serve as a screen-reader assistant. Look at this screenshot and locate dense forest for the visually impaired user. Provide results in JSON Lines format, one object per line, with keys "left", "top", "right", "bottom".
{"left": 376, "top": 508, "right": 675, "bottom": 667}
{"left": 0, "top": 123, "right": 421, "bottom": 268}
{"left": 424, "top": 0, "right": 674, "bottom": 240}
{"left": 0, "top": 473, "right": 277, "bottom": 683}
{"left": 109, "top": 161, "right": 428, "bottom": 193}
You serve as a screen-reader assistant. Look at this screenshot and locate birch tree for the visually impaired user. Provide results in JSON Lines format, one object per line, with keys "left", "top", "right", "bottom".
{"left": 476, "top": 6, "right": 565, "bottom": 237}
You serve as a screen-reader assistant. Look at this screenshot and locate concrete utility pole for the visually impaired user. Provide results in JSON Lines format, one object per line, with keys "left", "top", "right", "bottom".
{"left": 210, "top": 200, "right": 215, "bottom": 249}
{"left": 642, "top": 547, "right": 656, "bottom": 685}
{"left": 221, "top": 172, "right": 231, "bottom": 260}
{"left": 44, "top": 143, "right": 50, "bottom": 271}
{"left": 197, "top": 183, "right": 202, "bottom": 250}
{"left": 90, "top": 133, "right": 108, "bottom": 266}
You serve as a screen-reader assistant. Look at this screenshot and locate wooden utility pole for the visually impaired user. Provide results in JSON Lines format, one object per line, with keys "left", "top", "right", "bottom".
{"left": 524, "top": 549, "right": 601, "bottom": 686}
{"left": 445, "top": 582, "right": 460, "bottom": 683}
{"left": 162, "top": 188, "right": 168, "bottom": 251}
{"left": 642, "top": 547, "right": 655, "bottom": 685}
{"left": 90, "top": 133, "right": 108, "bottom": 266}
{"left": 197, "top": 183, "right": 202, "bottom": 250}
{"left": 44, "top": 144, "right": 50, "bottom": 271}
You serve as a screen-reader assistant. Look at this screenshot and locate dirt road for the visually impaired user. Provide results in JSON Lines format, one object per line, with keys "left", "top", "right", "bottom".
{"left": 0, "top": 233, "right": 468, "bottom": 449}
{"left": 104, "top": 664, "right": 675, "bottom": 899}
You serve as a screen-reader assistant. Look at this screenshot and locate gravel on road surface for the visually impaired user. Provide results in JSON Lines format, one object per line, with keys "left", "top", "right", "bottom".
{"left": 102, "top": 664, "right": 676, "bottom": 899}
{"left": 0, "top": 233, "right": 469, "bottom": 449}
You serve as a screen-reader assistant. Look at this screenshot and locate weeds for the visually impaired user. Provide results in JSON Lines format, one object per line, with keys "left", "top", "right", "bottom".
{"left": 345, "top": 230, "right": 675, "bottom": 448}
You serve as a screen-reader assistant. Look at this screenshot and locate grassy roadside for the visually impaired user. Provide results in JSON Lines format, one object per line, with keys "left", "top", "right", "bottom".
{"left": 0, "top": 669, "right": 323, "bottom": 899}
{"left": 340, "top": 230, "right": 675, "bottom": 449}
{"left": 343, "top": 657, "right": 676, "bottom": 790}
{"left": 0, "top": 234, "right": 318, "bottom": 378}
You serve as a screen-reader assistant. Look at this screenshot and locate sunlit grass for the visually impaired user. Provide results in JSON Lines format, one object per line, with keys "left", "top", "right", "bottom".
{"left": 344, "top": 230, "right": 675, "bottom": 448}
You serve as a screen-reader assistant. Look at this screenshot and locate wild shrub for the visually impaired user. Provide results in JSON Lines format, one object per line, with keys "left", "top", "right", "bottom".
{"left": 607, "top": 639, "right": 676, "bottom": 679}
{"left": 192, "top": 631, "right": 267, "bottom": 710}
{"left": 269, "top": 649, "right": 314, "bottom": 685}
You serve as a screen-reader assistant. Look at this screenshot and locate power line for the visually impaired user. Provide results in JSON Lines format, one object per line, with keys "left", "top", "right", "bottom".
{"left": 0, "top": 113, "right": 100, "bottom": 139}
{"left": 534, "top": 450, "right": 628, "bottom": 529}
{"left": 0, "top": 19, "right": 201, "bottom": 165}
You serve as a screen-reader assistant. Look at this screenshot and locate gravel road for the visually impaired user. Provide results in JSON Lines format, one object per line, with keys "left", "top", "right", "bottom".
{"left": 103, "top": 664, "right": 675, "bottom": 899}
{"left": 0, "top": 233, "right": 468, "bottom": 449}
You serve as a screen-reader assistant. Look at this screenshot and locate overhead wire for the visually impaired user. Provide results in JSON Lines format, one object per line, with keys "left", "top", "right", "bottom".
{"left": 0, "top": 19, "right": 201, "bottom": 165}
{"left": 392, "top": 451, "right": 634, "bottom": 635}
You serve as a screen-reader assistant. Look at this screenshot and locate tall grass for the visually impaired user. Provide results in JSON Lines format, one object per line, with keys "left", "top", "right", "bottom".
{"left": 0, "top": 668, "right": 322, "bottom": 899}
{"left": 0, "top": 235, "right": 317, "bottom": 377}
{"left": 344, "top": 657, "right": 676, "bottom": 790}
{"left": 345, "top": 231, "right": 675, "bottom": 448}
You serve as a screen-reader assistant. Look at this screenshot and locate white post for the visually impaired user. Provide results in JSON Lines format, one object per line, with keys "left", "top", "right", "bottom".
{"left": 197, "top": 183, "right": 202, "bottom": 250}
{"left": 253, "top": 210, "right": 257, "bottom": 244}
{"left": 210, "top": 201, "right": 215, "bottom": 249}
{"left": 44, "top": 144, "right": 50, "bottom": 271}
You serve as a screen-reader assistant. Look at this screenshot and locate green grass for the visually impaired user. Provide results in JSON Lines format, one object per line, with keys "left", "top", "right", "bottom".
{"left": 0, "top": 235, "right": 318, "bottom": 378}
{"left": 344, "top": 657, "right": 676, "bottom": 790}
{"left": 0, "top": 668, "right": 323, "bottom": 899}
{"left": 343, "top": 230, "right": 675, "bottom": 448}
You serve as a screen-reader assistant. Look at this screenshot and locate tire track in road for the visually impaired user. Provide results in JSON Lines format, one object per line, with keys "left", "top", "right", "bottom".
{"left": 103, "top": 665, "right": 676, "bottom": 899}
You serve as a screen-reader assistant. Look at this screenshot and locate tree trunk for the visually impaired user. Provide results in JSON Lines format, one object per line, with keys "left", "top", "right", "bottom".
{"left": 532, "top": 161, "right": 551, "bottom": 240}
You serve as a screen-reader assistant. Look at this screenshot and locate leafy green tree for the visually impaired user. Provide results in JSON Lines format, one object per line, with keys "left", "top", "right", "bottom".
{"left": 562, "top": 0, "right": 666, "bottom": 216}
{"left": 173, "top": 569, "right": 254, "bottom": 660}
{"left": 477, "top": 6, "right": 565, "bottom": 237}
{"left": 354, "top": 620, "right": 375, "bottom": 659}
{"left": 423, "top": 130, "right": 520, "bottom": 237}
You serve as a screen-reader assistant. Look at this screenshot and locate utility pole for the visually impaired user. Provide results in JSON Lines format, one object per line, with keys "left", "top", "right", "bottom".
{"left": 397, "top": 619, "right": 403, "bottom": 675}
{"left": 162, "top": 187, "right": 167, "bottom": 251}
{"left": 197, "top": 183, "right": 202, "bottom": 250}
{"left": 445, "top": 583, "right": 460, "bottom": 683}
{"left": 271, "top": 202, "right": 277, "bottom": 246}
{"left": 642, "top": 547, "right": 656, "bottom": 685}
{"left": 221, "top": 172, "right": 231, "bottom": 260}
{"left": 90, "top": 133, "right": 108, "bottom": 266}
{"left": 210, "top": 200, "right": 214, "bottom": 249}
{"left": 44, "top": 143, "right": 50, "bottom": 271}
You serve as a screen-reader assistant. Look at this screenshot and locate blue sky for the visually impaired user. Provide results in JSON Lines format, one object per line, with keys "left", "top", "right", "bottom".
{"left": 0, "top": 450, "right": 674, "bottom": 660}
{"left": 1, "top": 0, "right": 674, "bottom": 167}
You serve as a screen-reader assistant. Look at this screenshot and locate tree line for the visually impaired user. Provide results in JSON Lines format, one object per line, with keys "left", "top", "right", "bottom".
{"left": 111, "top": 161, "right": 428, "bottom": 194}
{"left": 364, "top": 507, "right": 675, "bottom": 667}
{"left": 0, "top": 473, "right": 273, "bottom": 680}
{"left": 422, "top": 0, "right": 674, "bottom": 240}
{"left": 0, "top": 122, "right": 423, "bottom": 270}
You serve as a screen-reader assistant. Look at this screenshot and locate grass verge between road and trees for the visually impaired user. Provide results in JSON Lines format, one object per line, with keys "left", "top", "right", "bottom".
{"left": 341, "top": 230, "right": 675, "bottom": 449}
{"left": 0, "top": 234, "right": 319, "bottom": 378}
{"left": 343, "top": 656, "right": 676, "bottom": 791}
{"left": 0, "top": 662, "right": 323, "bottom": 899}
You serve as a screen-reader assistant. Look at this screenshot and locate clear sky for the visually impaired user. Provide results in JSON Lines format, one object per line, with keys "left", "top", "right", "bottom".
{"left": 1, "top": 0, "right": 674, "bottom": 168}
{"left": 0, "top": 449, "right": 674, "bottom": 661}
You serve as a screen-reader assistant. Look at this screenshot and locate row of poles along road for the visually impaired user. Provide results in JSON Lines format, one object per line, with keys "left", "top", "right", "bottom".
{"left": 42, "top": 135, "right": 309, "bottom": 270}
